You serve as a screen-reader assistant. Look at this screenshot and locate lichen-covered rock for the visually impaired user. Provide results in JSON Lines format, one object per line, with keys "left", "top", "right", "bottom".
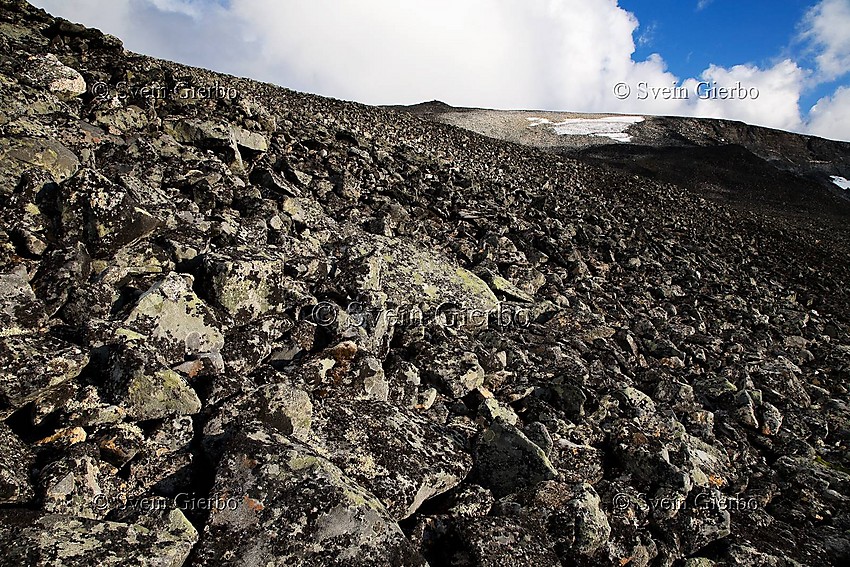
{"left": 419, "top": 515, "right": 561, "bottom": 567}
{"left": 335, "top": 232, "right": 499, "bottom": 331}
{"left": 418, "top": 346, "right": 486, "bottom": 399}
{"left": 106, "top": 339, "right": 201, "bottom": 421}
{"left": 118, "top": 272, "right": 224, "bottom": 365}
{"left": 0, "top": 333, "right": 88, "bottom": 418}
{"left": 560, "top": 483, "right": 612, "bottom": 555}
{"left": 310, "top": 398, "right": 473, "bottom": 519}
{"left": 57, "top": 169, "right": 159, "bottom": 258}
{"left": 0, "top": 137, "right": 80, "bottom": 191}
{"left": 0, "top": 423, "right": 34, "bottom": 504}
{"left": 193, "top": 422, "right": 426, "bottom": 566}
{"left": 220, "top": 314, "right": 295, "bottom": 377}
{"left": 203, "top": 379, "right": 314, "bottom": 461}
{"left": 196, "top": 249, "right": 303, "bottom": 325}
{"left": 0, "top": 267, "right": 46, "bottom": 336}
{"left": 21, "top": 53, "right": 86, "bottom": 100}
{"left": 0, "top": 507, "right": 197, "bottom": 566}
{"left": 472, "top": 419, "right": 557, "bottom": 497}
{"left": 92, "top": 423, "right": 145, "bottom": 467}
{"left": 163, "top": 118, "right": 268, "bottom": 171}
{"left": 37, "top": 443, "right": 125, "bottom": 519}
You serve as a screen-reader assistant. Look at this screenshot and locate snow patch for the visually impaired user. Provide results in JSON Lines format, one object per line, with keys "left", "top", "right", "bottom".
{"left": 527, "top": 116, "right": 645, "bottom": 142}
{"left": 830, "top": 176, "right": 850, "bottom": 190}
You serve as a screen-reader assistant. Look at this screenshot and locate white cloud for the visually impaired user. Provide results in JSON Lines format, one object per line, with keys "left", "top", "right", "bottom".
{"left": 807, "top": 86, "right": 850, "bottom": 140}
{"left": 683, "top": 61, "right": 808, "bottom": 132}
{"left": 28, "top": 0, "right": 850, "bottom": 141}
{"left": 697, "top": 0, "right": 714, "bottom": 11}
{"left": 800, "top": 0, "right": 850, "bottom": 81}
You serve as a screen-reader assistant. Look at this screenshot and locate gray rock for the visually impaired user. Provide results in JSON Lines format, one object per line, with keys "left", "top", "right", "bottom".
{"left": 431, "top": 515, "right": 561, "bottom": 567}
{"left": 192, "top": 421, "right": 426, "bottom": 566}
{"left": 335, "top": 232, "right": 499, "bottom": 331}
{"left": 117, "top": 272, "right": 224, "bottom": 366}
{"left": 473, "top": 419, "right": 557, "bottom": 497}
{"left": 309, "top": 399, "right": 472, "bottom": 519}
{"left": 0, "top": 508, "right": 197, "bottom": 566}
{"left": 37, "top": 444, "right": 124, "bottom": 519}
{"left": 0, "top": 333, "right": 89, "bottom": 419}
{"left": 0, "top": 137, "right": 80, "bottom": 190}
{"left": 420, "top": 348, "right": 486, "bottom": 399}
{"left": 563, "top": 483, "right": 612, "bottom": 555}
{"left": 196, "top": 250, "right": 304, "bottom": 325}
{"left": 106, "top": 339, "right": 202, "bottom": 421}
{"left": 0, "top": 267, "right": 46, "bottom": 336}
{"left": 58, "top": 169, "right": 159, "bottom": 258}
{"left": 523, "top": 422, "right": 554, "bottom": 457}
{"left": 0, "top": 423, "right": 34, "bottom": 504}
{"left": 21, "top": 54, "right": 86, "bottom": 100}
{"left": 445, "top": 484, "right": 495, "bottom": 517}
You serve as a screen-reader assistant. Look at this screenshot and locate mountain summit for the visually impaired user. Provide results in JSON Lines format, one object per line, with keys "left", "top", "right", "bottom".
{"left": 1, "top": 1, "right": 849, "bottom": 565}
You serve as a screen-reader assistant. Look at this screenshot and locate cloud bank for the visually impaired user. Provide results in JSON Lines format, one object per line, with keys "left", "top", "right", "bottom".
{"left": 32, "top": 0, "right": 850, "bottom": 141}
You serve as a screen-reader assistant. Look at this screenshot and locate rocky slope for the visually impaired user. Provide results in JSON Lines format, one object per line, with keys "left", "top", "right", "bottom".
{"left": 404, "top": 102, "right": 850, "bottom": 220}
{"left": 1, "top": 1, "right": 850, "bottom": 565}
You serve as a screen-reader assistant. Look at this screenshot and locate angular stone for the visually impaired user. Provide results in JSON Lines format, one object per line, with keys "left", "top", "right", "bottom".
{"left": 0, "top": 268, "right": 46, "bottom": 336}
{"left": 118, "top": 272, "right": 224, "bottom": 365}
{"left": 429, "top": 516, "right": 561, "bottom": 567}
{"left": 335, "top": 232, "right": 499, "bottom": 330}
{"left": 0, "top": 423, "right": 34, "bottom": 504}
{"left": 0, "top": 136, "right": 80, "bottom": 187}
{"left": 57, "top": 169, "right": 159, "bottom": 258}
{"left": 311, "top": 399, "right": 473, "bottom": 519}
{"left": 196, "top": 250, "right": 300, "bottom": 325}
{"left": 420, "top": 348, "right": 486, "bottom": 399}
{"left": 37, "top": 444, "right": 124, "bottom": 519}
{"left": 0, "top": 508, "right": 197, "bottom": 566}
{"left": 106, "top": 340, "right": 201, "bottom": 421}
{"left": 193, "top": 422, "right": 426, "bottom": 566}
{"left": 0, "top": 333, "right": 88, "bottom": 419}
{"left": 472, "top": 419, "right": 557, "bottom": 497}
{"left": 204, "top": 380, "right": 314, "bottom": 460}
{"left": 22, "top": 54, "right": 86, "bottom": 100}
{"left": 562, "top": 483, "right": 612, "bottom": 555}
{"left": 93, "top": 423, "right": 145, "bottom": 467}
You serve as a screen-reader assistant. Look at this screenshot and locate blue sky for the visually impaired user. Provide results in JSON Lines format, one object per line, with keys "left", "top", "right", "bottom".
{"left": 623, "top": 0, "right": 830, "bottom": 112}
{"left": 32, "top": 0, "right": 850, "bottom": 140}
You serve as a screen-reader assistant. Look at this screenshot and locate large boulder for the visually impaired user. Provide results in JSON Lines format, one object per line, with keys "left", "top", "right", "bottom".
{"left": 0, "top": 333, "right": 89, "bottom": 419}
{"left": 310, "top": 398, "right": 473, "bottom": 520}
{"left": 117, "top": 272, "right": 224, "bottom": 366}
{"left": 472, "top": 419, "right": 558, "bottom": 498}
{"left": 0, "top": 507, "right": 198, "bottom": 566}
{"left": 334, "top": 232, "right": 499, "bottom": 331}
{"left": 57, "top": 169, "right": 159, "bottom": 258}
{"left": 193, "top": 422, "right": 426, "bottom": 566}
{"left": 106, "top": 339, "right": 202, "bottom": 421}
{"left": 0, "top": 423, "right": 34, "bottom": 504}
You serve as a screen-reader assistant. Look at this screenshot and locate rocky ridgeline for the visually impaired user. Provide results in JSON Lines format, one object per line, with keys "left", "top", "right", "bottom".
{"left": 1, "top": 1, "right": 850, "bottom": 566}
